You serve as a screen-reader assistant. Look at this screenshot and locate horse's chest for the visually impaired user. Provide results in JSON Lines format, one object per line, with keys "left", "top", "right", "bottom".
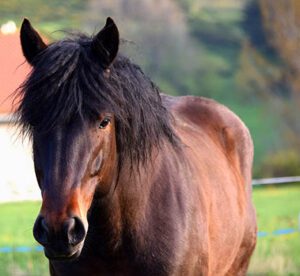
{"left": 50, "top": 258, "right": 134, "bottom": 276}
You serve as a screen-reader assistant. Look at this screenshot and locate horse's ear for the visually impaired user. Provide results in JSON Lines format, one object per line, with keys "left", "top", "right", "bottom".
{"left": 20, "top": 18, "right": 47, "bottom": 65}
{"left": 91, "top": 17, "right": 119, "bottom": 68}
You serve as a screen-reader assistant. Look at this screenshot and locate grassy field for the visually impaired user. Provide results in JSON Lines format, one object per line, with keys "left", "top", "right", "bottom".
{"left": 0, "top": 201, "right": 48, "bottom": 276}
{"left": 0, "top": 184, "right": 299, "bottom": 275}
{"left": 248, "top": 184, "right": 300, "bottom": 275}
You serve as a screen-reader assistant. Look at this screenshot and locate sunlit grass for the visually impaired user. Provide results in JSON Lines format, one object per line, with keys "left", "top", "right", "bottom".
{"left": 0, "top": 201, "right": 48, "bottom": 276}
{"left": 248, "top": 184, "right": 300, "bottom": 275}
{"left": 0, "top": 201, "right": 40, "bottom": 247}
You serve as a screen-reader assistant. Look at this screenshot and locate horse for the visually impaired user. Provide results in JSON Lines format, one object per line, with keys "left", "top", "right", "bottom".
{"left": 17, "top": 17, "right": 257, "bottom": 275}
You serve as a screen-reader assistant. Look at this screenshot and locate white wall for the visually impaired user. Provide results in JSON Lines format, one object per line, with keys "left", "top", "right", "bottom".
{"left": 0, "top": 123, "right": 41, "bottom": 202}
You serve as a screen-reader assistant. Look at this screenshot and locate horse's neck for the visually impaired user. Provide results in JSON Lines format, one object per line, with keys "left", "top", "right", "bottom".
{"left": 87, "top": 142, "right": 180, "bottom": 256}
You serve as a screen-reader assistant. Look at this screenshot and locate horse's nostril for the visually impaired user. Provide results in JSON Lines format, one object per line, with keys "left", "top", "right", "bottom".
{"left": 41, "top": 217, "right": 49, "bottom": 233}
{"left": 66, "top": 217, "right": 86, "bottom": 246}
{"left": 33, "top": 216, "right": 49, "bottom": 245}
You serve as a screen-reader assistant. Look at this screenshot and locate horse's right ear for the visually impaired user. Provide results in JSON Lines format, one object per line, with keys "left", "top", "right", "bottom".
{"left": 20, "top": 18, "right": 47, "bottom": 65}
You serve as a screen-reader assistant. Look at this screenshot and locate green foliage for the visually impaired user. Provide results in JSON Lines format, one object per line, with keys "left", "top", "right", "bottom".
{"left": 173, "top": 5, "right": 245, "bottom": 101}
{"left": 256, "top": 150, "right": 300, "bottom": 178}
{"left": 241, "top": 0, "right": 276, "bottom": 57}
{"left": 189, "top": 8, "right": 244, "bottom": 47}
{"left": 0, "top": 0, "right": 296, "bottom": 179}
{"left": 0, "top": 0, "right": 85, "bottom": 38}
{"left": 228, "top": 103, "right": 281, "bottom": 172}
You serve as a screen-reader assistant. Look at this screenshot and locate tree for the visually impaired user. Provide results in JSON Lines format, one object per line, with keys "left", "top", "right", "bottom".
{"left": 83, "top": 0, "right": 201, "bottom": 95}
{"left": 259, "top": 0, "right": 300, "bottom": 149}
{"left": 240, "top": 0, "right": 300, "bottom": 152}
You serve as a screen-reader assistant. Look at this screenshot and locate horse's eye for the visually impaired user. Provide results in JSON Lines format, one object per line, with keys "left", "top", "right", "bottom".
{"left": 99, "top": 117, "right": 111, "bottom": 129}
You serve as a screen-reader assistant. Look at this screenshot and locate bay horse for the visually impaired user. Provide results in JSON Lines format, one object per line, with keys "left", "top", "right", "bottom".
{"left": 17, "top": 18, "right": 256, "bottom": 275}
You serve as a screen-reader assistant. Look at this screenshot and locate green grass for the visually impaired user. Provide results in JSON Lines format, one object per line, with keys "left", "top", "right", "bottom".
{"left": 0, "top": 201, "right": 48, "bottom": 276}
{"left": 248, "top": 184, "right": 300, "bottom": 275}
{"left": 0, "top": 185, "right": 299, "bottom": 275}
{"left": 0, "top": 202, "right": 40, "bottom": 247}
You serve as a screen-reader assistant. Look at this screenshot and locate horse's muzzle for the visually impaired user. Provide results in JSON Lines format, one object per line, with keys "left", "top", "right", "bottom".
{"left": 33, "top": 215, "right": 86, "bottom": 260}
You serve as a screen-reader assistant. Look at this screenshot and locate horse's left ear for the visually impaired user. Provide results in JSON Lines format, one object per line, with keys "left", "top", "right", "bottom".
{"left": 20, "top": 18, "right": 47, "bottom": 65}
{"left": 91, "top": 17, "right": 119, "bottom": 68}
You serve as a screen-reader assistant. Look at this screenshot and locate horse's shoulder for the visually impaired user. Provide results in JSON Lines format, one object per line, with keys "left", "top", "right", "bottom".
{"left": 162, "top": 95, "right": 241, "bottom": 130}
{"left": 162, "top": 94, "right": 253, "bottom": 183}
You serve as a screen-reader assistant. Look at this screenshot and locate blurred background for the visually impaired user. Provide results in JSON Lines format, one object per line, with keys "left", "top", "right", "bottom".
{"left": 0, "top": 0, "right": 299, "bottom": 275}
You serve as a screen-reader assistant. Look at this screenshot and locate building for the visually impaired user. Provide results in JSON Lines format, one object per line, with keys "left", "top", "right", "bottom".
{"left": 0, "top": 24, "right": 40, "bottom": 202}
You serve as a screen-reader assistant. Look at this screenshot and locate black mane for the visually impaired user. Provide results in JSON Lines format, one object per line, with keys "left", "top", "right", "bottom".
{"left": 16, "top": 34, "right": 179, "bottom": 167}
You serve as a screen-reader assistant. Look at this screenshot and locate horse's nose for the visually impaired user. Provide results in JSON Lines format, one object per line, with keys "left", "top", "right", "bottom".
{"left": 33, "top": 216, "right": 86, "bottom": 247}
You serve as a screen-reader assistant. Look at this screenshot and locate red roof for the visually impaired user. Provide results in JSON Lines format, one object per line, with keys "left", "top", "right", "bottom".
{"left": 0, "top": 32, "right": 31, "bottom": 114}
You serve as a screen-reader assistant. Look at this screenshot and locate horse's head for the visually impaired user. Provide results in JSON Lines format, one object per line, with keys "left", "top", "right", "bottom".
{"left": 19, "top": 18, "right": 119, "bottom": 260}
{"left": 32, "top": 115, "right": 118, "bottom": 260}
{"left": 18, "top": 17, "right": 177, "bottom": 260}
